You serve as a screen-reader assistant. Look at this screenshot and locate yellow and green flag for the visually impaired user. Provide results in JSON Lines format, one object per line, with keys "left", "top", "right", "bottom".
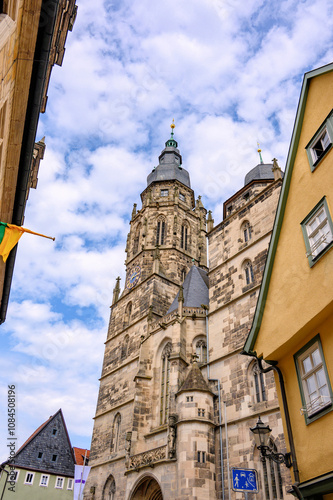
{"left": 0, "top": 222, "right": 55, "bottom": 262}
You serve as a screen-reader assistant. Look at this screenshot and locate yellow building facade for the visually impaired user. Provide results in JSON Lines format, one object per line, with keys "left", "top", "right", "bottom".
{"left": 244, "top": 63, "right": 333, "bottom": 500}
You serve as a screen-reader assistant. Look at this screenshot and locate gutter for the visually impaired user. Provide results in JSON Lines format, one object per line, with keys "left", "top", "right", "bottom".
{"left": 0, "top": 0, "right": 60, "bottom": 323}
{"left": 241, "top": 350, "right": 303, "bottom": 499}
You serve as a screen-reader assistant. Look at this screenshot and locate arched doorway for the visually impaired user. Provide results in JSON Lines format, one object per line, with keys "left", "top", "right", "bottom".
{"left": 130, "top": 476, "right": 163, "bottom": 500}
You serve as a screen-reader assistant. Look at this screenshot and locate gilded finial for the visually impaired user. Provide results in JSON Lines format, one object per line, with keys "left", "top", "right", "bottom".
{"left": 170, "top": 119, "right": 175, "bottom": 138}
{"left": 257, "top": 142, "right": 264, "bottom": 164}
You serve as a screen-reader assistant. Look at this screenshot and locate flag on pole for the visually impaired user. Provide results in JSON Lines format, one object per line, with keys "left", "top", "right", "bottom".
{"left": 74, "top": 464, "right": 91, "bottom": 500}
{"left": 0, "top": 222, "right": 55, "bottom": 262}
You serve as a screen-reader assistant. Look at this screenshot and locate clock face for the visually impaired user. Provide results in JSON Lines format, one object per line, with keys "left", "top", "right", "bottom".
{"left": 126, "top": 266, "right": 141, "bottom": 290}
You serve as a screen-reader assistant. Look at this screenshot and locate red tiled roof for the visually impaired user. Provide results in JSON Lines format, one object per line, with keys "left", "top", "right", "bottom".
{"left": 73, "top": 447, "right": 90, "bottom": 465}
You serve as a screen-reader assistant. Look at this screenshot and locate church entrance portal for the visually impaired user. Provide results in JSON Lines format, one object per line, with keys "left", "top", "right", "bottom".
{"left": 130, "top": 476, "right": 163, "bottom": 500}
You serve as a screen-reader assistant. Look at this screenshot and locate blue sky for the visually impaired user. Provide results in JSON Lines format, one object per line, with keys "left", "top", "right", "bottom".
{"left": 1, "top": 0, "right": 333, "bottom": 460}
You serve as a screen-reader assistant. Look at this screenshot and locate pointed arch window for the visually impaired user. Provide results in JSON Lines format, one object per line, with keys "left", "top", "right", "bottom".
{"left": 156, "top": 219, "right": 166, "bottom": 245}
{"left": 124, "top": 302, "right": 132, "bottom": 327}
{"left": 133, "top": 223, "right": 141, "bottom": 255}
{"left": 244, "top": 260, "right": 254, "bottom": 285}
{"left": 121, "top": 335, "right": 129, "bottom": 360}
{"left": 103, "top": 475, "right": 116, "bottom": 500}
{"left": 261, "top": 440, "right": 284, "bottom": 500}
{"left": 242, "top": 221, "right": 252, "bottom": 243}
{"left": 253, "top": 363, "right": 266, "bottom": 402}
{"left": 111, "top": 413, "right": 121, "bottom": 452}
{"left": 160, "top": 343, "right": 172, "bottom": 425}
{"left": 196, "top": 340, "right": 207, "bottom": 364}
{"left": 181, "top": 223, "right": 188, "bottom": 251}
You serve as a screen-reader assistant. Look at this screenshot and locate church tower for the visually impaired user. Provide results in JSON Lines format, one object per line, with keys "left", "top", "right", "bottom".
{"left": 85, "top": 125, "right": 212, "bottom": 500}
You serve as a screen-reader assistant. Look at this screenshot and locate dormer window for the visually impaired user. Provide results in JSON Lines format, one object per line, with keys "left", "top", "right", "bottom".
{"left": 160, "top": 189, "right": 168, "bottom": 197}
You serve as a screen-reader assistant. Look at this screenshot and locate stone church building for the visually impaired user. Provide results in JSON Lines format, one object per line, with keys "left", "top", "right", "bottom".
{"left": 84, "top": 130, "right": 292, "bottom": 499}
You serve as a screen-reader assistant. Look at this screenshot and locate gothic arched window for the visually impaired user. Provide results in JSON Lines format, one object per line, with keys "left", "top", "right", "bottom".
{"left": 160, "top": 342, "right": 172, "bottom": 425}
{"left": 133, "top": 223, "right": 141, "bottom": 255}
{"left": 181, "top": 223, "right": 188, "bottom": 251}
{"left": 121, "top": 335, "right": 129, "bottom": 360}
{"left": 195, "top": 340, "right": 207, "bottom": 364}
{"left": 242, "top": 221, "right": 252, "bottom": 243}
{"left": 156, "top": 219, "right": 166, "bottom": 246}
{"left": 103, "top": 475, "right": 116, "bottom": 500}
{"left": 244, "top": 260, "right": 254, "bottom": 285}
{"left": 253, "top": 363, "right": 266, "bottom": 403}
{"left": 261, "top": 440, "right": 284, "bottom": 500}
{"left": 111, "top": 413, "right": 121, "bottom": 452}
{"left": 124, "top": 302, "right": 132, "bottom": 327}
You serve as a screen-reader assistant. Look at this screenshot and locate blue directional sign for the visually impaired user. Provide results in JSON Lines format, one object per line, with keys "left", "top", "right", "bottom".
{"left": 231, "top": 468, "right": 258, "bottom": 493}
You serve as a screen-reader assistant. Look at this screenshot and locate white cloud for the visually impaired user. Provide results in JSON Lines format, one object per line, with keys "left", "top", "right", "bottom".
{"left": 1, "top": 0, "right": 332, "bottom": 461}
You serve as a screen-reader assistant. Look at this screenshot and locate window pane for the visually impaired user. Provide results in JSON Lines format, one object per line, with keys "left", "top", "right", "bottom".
{"left": 312, "top": 348, "right": 321, "bottom": 367}
{"left": 306, "top": 374, "right": 317, "bottom": 396}
{"left": 316, "top": 368, "right": 327, "bottom": 389}
{"left": 302, "top": 355, "right": 312, "bottom": 374}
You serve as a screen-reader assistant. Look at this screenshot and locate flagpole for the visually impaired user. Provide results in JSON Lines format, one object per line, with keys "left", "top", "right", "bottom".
{"left": 78, "top": 449, "right": 88, "bottom": 500}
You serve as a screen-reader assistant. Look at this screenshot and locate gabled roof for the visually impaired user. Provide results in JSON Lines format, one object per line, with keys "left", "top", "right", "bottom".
{"left": 166, "top": 265, "right": 209, "bottom": 314}
{"left": 243, "top": 62, "right": 333, "bottom": 356}
{"left": 177, "top": 361, "right": 213, "bottom": 395}
{"left": 7, "top": 409, "right": 75, "bottom": 476}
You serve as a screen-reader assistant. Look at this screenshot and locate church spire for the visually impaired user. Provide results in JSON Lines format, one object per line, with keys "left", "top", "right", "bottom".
{"left": 257, "top": 142, "right": 264, "bottom": 164}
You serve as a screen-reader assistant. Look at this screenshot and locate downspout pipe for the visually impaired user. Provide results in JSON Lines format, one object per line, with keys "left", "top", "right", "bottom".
{"left": 203, "top": 304, "right": 225, "bottom": 500}
{"left": 241, "top": 351, "right": 303, "bottom": 499}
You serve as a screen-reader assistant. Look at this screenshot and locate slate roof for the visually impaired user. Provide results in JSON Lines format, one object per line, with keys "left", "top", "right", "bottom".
{"left": 147, "top": 137, "right": 191, "bottom": 188}
{"left": 166, "top": 265, "right": 209, "bottom": 314}
{"left": 6, "top": 409, "right": 75, "bottom": 476}
{"left": 177, "top": 361, "right": 213, "bottom": 395}
{"left": 244, "top": 163, "right": 275, "bottom": 186}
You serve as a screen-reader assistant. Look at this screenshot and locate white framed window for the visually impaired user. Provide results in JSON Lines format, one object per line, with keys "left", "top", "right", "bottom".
{"left": 160, "top": 189, "right": 169, "bottom": 197}
{"left": 301, "top": 197, "right": 333, "bottom": 266}
{"left": 55, "top": 477, "right": 64, "bottom": 489}
{"left": 67, "top": 478, "right": 73, "bottom": 490}
{"left": 306, "top": 111, "right": 333, "bottom": 170}
{"left": 24, "top": 472, "right": 34, "bottom": 485}
{"left": 295, "top": 335, "right": 332, "bottom": 423}
{"left": 40, "top": 475, "right": 49, "bottom": 487}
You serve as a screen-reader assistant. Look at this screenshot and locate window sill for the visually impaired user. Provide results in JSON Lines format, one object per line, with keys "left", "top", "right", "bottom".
{"left": 305, "top": 402, "right": 332, "bottom": 425}
{"left": 309, "top": 240, "right": 333, "bottom": 267}
{"left": 311, "top": 142, "right": 332, "bottom": 170}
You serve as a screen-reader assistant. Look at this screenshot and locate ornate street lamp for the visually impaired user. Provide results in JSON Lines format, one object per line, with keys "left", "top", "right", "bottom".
{"left": 250, "top": 416, "right": 292, "bottom": 468}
